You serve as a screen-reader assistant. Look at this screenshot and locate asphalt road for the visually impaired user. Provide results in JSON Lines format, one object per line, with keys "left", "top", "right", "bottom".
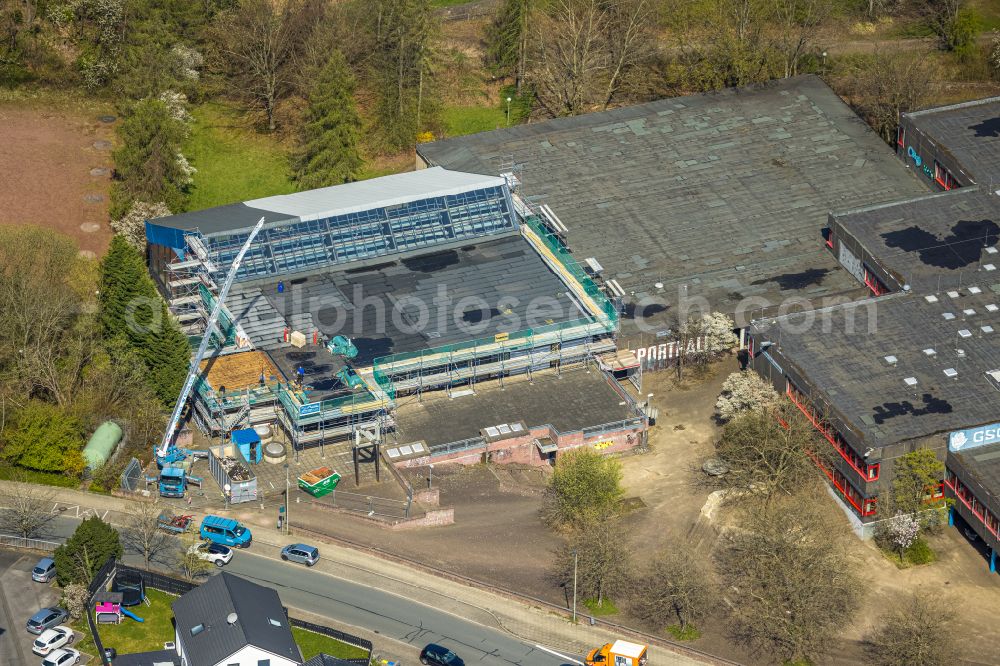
{"left": 34, "top": 515, "right": 581, "bottom": 666}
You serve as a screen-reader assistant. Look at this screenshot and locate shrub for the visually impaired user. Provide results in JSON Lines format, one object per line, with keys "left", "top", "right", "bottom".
{"left": 905, "top": 537, "right": 935, "bottom": 565}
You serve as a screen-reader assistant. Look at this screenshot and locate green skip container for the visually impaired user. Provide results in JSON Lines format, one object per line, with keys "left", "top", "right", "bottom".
{"left": 297, "top": 466, "right": 341, "bottom": 498}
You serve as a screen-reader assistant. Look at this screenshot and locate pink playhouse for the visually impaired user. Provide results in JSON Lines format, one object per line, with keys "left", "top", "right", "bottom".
{"left": 95, "top": 592, "right": 143, "bottom": 624}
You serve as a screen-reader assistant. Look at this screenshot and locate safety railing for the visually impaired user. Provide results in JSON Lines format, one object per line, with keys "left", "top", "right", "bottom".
{"left": 0, "top": 533, "right": 61, "bottom": 551}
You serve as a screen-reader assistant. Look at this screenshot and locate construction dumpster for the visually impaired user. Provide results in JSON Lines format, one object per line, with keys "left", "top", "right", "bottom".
{"left": 209, "top": 442, "right": 258, "bottom": 504}
{"left": 297, "top": 466, "right": 341, "bottom": 498}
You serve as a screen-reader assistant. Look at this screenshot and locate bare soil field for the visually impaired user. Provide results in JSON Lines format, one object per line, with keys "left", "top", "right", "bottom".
{"left": 0, "top": 96, "right": 115, "bottom": 257}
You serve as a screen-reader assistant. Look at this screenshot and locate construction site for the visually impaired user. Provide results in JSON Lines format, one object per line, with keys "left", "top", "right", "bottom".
{"left": 137, "top": 166, "right": 646, "bottom": 516}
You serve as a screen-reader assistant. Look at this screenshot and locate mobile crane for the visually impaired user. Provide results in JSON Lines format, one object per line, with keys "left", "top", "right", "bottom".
{"left": 153, "top": 218, "right": 266, "bottom": 497}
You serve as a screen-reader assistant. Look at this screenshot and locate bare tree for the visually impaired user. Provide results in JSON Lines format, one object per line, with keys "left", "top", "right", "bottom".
{"left": 553, "top": 516, "right": 631, "bottom": 608}
{"left": 174, "top": 537, "right": 214, "bottom": 582}
{"left": 600, "top": 0, "right": 653, "bottom": 108}
{"left": 843, "top": 47, "right": 939, "bottom": 144}
{"left": 630, "top": 549, "right": 715, "bottom": 633}
{"left": 211, "top": 0, "right": 324, "bottom": 131}
{"left": 121, "top": 500, "right": 172, "bottom": 570}
{"left": 0, "top": 476, "right": 57, "bottom": 540}
{"left": 530, "top": 0, "right": 609, "bottom": 116}
{"left": 773, "top": 0, "right": 832, "bottom": 79}
{"left": 717, "top": 489, "right": 860, "bottom": 662}
{"left": 866, "top": 592, "right": 958, "bottom": 666}
{"left": 713, "top": 400, "right": 825, "bottom": 504}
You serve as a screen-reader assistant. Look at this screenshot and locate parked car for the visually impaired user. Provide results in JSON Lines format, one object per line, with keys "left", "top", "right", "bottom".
{"left": 26, "top": 607, "right": 70, "bottom": 635}
{"left": 280, "top": 543, "right": 319, "bottom": 567}
{"left": 31, "top": 557, "right": 56, "bottom": 583}
{"left": 41, "top": 647, "right": 80, "bottom": 666}
{"left": 103, "top": 647, "right": 117, "bottom": 662}
{"left": 189, "top": 541, "right": 233, "bottom": 567}
{"left": 420, "top": 643, "right": 465, "bottom": 666}
{"left": 32, "top": 625, "right": 74, "bottom": 656}
{"left": 200, "top": 515, "right": 252, "bottom": 548}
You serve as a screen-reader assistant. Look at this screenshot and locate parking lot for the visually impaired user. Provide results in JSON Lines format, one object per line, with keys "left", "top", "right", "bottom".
{"left": 0, "top": 548, "right": 82, "bottom": 664}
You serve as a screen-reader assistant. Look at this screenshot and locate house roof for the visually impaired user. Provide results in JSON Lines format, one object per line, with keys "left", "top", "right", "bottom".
{"left": 749, "top": 287, "right": 1000, "bottom": 448}
{"left": 418, "top": 75, "right": 927, "bottom": 330}
{"left": 904, "top": 96, "right": 1000, "bottom": 185}
{"left": 171, "top": 572, "right": 301, "bottom": 666}
{"left": 150, "top": 167, "right": 505, "bottom": 236}
{"left": 831, "top": 187, "right": 1000, "bottom": 294}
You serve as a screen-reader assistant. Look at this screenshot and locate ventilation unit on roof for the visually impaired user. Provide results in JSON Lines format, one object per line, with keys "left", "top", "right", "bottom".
{"left": 943, "top": 312, "right": 956, "bottom": 320}
{"left": 987, "top": 369, "right": 1000, "bottom": 391}
{"left": 986, "top": 247, "right": 999, "bottom": 255}
{"left": 923, "top": 348, "right": 937, "bottom": 356}
{"left": 984, "top": 325, "right": 995, "bottom": 333}
{"left": 985, "top": 264, "right": 997, "bottom": 271}
{"left": 969, "top": 286, "right": 983, "bottom": 294}
{"left": 957, "top": 348, "right": 967, "bottom": 358}
{"left": 925, "top": 295, "right": 939, "bottom": 303}
{"left": 959, "top": 329, "right": 972, "bottom": 338}
{"left": 944, "top": 368, "right": 958, "bottom": 378}
{"left": 904, "top": 377, "right": 918, "bottom": 387}
{"left": 227, "top": 613, "right": 238, "bottom": 625}
{"left": 884, "top": 355, "right": 898, "bottom": 365}
{"left": 964, "top": 309, "right": 977, "bottom": 315}
{"left": 988, "top": 304, "right": 999, "bottom": 312}
{"left": 948, "top": 291, "right": 960, "bottom": 298}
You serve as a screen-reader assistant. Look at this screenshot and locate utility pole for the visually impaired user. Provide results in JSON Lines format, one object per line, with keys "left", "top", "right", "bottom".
{"left": 572, "top": 548, "right": 578, "bottom": 624}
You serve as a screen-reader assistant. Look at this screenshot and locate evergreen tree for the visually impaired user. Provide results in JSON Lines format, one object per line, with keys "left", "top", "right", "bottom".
{"left": 293, "top": 51, "right": 363, "bottom": 190}
{"left": 110, "top": 98, "right": 191, "bottom": 218}
{"left": 54, "top": 516, "right": 123, "bottom": 586}
{"left": 485, "top": 0, "right": 530, "bottom": 93}
{"left": 99, "top": 235, "right": 190, "bottom": 406}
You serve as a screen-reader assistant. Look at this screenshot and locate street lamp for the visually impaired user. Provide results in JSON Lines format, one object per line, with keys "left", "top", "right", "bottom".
{"left": 572, "top": 548, "right": 578, "bottom": 624}
{"left": 284, "top": 463, "right": 290, "bottom": 535}
{"left": 821, "top": 51, "right": 828, "bottom": 73}
{"left": 505, "top": 97, "right": 512, "bottom": 126}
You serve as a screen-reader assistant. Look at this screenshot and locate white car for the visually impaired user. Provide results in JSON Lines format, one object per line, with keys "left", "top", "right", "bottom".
{"left": 41, "top": 647, "right": 80, "bottom": 666}
{"left": 189, "top": 541, "right": 234, "bottom": 567}
{"left": 32, "top": 626, "right": 74, "bottom": 656}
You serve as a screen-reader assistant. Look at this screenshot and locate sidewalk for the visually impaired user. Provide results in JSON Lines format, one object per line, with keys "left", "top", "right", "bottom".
{"left": 1, "top": 482, "right": 726, "bottom": 666}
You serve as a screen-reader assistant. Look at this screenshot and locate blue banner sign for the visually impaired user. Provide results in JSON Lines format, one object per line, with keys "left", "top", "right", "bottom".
{"left": 299, "top": 403, "right": 321, "bottom": 417}
{"left": 949, "top": 422, "right": 1000, "bottom": 452}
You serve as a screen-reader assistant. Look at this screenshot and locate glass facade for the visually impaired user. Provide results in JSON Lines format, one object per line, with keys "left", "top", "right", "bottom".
{"left": 195, "top": 185, "right": 517, "bottom": 282}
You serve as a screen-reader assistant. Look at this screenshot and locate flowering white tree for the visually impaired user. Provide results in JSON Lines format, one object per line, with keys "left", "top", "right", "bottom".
{"left": 881, "top": 512, "right": 920, "bottom": 562}
{"left": 111, "top": 201, "right": 172, "bottom": 252}
{"left": 701, "top": 311, "right": 738, "bottom": 352}
{"left": 716, "top": 371, "right": 778, "bottom": 422}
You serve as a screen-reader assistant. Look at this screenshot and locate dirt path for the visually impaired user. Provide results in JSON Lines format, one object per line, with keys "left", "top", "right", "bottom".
{"left": 0, "top": 102, "right": 115, "bottom": 257}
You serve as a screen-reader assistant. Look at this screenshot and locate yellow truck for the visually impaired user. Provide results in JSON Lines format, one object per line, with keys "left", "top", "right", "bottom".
{"left": 585, "top": 640, "right": 649, "bottom": 666}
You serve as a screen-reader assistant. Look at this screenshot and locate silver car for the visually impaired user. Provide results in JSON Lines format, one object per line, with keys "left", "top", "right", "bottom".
{"left": 31, "top": 557, "right": 56, "bottom": 583}
{"left": 280, "top": 543, "right": 319, "bottom": 567}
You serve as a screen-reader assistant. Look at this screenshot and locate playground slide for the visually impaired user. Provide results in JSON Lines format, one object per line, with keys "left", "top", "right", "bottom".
{"left": 120, "top": 607, "right": 145, "bottom": 622}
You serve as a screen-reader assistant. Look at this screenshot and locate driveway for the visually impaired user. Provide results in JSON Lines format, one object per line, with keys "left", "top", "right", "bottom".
{"left": 0, "top": 549, "right": 61, "bottom": 664}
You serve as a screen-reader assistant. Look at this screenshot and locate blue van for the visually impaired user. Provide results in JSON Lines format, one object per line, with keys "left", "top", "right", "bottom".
{"left": 200, "top": 515, "right": 252, "bottom": 548}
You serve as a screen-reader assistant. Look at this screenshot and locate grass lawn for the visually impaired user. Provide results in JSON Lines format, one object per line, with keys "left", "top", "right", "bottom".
{"left": 184, "top": 102, "right": 296, "bottom": 211}
{"left": 582, "top": 598, "right": 619, "bottom": 616}
{"left": 441, "top": 105, "right": 509, "bottom": 138}
{"left": 292, "top": 626, "right": 370, "bottom": 661}
{"left": 430, "top": 0, "right": 478, "bottom": 6}
{"left": 666, "top": 624, "right": 701, "bottom": 641}
{"left": 72, "top": 588, "right": 178, "bottom": 658}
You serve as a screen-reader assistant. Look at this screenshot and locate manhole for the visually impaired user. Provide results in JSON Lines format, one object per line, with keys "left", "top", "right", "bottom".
{"left": 98, "top": 115, "right": 116, "bottom": 124}
{"left": 89, "top": 167, "right": 110, "bottom": 177}
{"left": 80, "top": 222, "right": 101, "bottom": 233}
{"left": 83, "top": 193, "right": 104, "bottom": 203}
{"left": 78, "top": 250, "right": 97, "bottom": 260}
{"left": 92, "top": 140, "right": 112, "bottom": 150}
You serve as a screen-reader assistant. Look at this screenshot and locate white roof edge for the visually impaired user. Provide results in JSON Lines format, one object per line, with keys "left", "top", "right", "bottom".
{"left": 246, "top": 167, "right": 505, "bottom": 222}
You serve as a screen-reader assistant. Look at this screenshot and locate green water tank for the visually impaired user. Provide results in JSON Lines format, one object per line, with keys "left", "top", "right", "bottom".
{"left": 83, "top": 421, "right": 123, "bottom": 470}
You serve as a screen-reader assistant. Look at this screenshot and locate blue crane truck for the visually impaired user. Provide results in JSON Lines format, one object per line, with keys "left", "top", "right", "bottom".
{"left": 154, "top": 466, "right": 202, "bottom": 498}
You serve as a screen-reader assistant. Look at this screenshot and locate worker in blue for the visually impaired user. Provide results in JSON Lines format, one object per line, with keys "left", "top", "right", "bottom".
{"left": 296, "top": 366, "right": 305, "bottom": 387}
{"left": 277, "top": 281, "right": 284, "bottom": 293}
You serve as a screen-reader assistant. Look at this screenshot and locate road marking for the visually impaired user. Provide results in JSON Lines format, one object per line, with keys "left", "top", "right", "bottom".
{"left": 534, "top": 644, "right": 583, "bottom": 665}
{"left": 49, "top": 503, "right": 109, "bottom": 521}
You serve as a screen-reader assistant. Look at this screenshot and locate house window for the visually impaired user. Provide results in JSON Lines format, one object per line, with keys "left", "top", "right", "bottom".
{"left": 258, "top": 661, "right": 271, "bottom": 666}
{"left": 897, "top": 126, "right": 905, "bottom": 147}
{"left": 934, "top": 161, "right": 957, "bottom": 190}
{"left": 863, "top": 266, "right": 888, "bottom": 296}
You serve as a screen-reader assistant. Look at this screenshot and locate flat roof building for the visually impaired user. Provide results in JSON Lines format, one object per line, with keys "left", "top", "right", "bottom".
{"left": 418, "top": 76, "right": 928, "bottom": 337}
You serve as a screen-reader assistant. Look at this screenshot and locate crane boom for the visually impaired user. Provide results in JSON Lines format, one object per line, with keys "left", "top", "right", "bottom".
{"left": 157, "top": 217, "right": 266, "bottom": 459}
